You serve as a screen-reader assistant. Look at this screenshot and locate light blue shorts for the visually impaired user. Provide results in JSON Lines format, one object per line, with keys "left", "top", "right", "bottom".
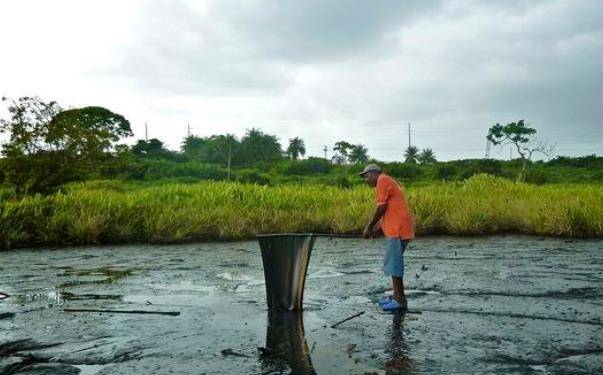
{"left": 383, "top": 237, "right": 409, "bottom": 277}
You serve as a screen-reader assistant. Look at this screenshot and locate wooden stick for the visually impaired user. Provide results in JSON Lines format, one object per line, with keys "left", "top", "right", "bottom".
{"left": 64, "top": 308, "right": 180, "bottom": 316}
{"left": 330, "top": 311, "right": 365, "bottom": 328}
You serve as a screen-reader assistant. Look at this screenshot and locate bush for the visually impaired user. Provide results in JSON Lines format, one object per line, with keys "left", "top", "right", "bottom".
{"left": 0, "top": 187, "right": 16, "bottom": 201}
{"left": 98, "top": 154, "right": 147, "bottom": 180}
{"left": 236, "top": 170, "right": 271, "bottom": 185}
{"left": 523, "top": 169, "right": 549, "bottom": 185}
{"left": 436, "top": 164, "right": 458, "bottom": 180}
{"left": 143, "top": 160, "right": 228, "bottom": 181}
{"left": 0, "top": 161, "right": 5, "bottom": 184}
{"left": 548, "top": 155, "right": 603, "bottom": 168}
{"left": 335, "top": 176, "right": 352, "bottom": 189}
{"left": 3, "top": 151, "right": 86, "bottom": 196}
{"left": 384, "top": 162, "right": 422, "bottom": 180}
{"left": 282, "top": 157, "right": 332, "bottom": 175}
{"left": 448, "top": 159, "right": 503, "bottom": 180}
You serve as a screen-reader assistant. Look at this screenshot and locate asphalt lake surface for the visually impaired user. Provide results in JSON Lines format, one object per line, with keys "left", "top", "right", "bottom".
{"left": 1, "top": 236, "right": 602, "bottom": 374}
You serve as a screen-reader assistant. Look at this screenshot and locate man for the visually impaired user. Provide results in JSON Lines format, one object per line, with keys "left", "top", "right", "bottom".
{"left": 360, "top": 164, "right": 415, "bottom": 312}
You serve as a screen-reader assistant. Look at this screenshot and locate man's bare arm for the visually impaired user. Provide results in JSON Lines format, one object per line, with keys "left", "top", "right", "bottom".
{"left": 363, "top": 204, "right": 386, "bottom": 238}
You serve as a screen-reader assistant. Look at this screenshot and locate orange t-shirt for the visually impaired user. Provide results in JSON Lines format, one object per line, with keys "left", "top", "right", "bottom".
{"left": 376, "top": 174, "right": 415, "bottom": 239}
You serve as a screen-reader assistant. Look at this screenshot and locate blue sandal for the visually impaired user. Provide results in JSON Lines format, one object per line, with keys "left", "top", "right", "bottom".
{"left": 377, "top": 296, "right": 392, "bottom": 307}
{"left": 382, "top": 299, "right": 407, "bottom": 312}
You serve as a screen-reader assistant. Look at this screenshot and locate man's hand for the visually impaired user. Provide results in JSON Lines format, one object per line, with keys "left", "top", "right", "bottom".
{"left": 371, "top": 223, "right": 382, "bottom": 238}
{"left": 364, "top": 205, "right": 386, "bottom": 239}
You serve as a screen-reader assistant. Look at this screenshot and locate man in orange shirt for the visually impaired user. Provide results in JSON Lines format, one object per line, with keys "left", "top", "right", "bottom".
{"left": 360, "top": 164, "right": 415, "bottom": 312}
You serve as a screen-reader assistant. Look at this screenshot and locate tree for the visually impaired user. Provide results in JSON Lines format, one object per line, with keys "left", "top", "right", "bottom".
{"left": 349, "top": 144, "right": 369, "bottom": 164}
{"left": 417, "top": 148, "right": 437, "bottom": 165}
{"left": 2, "top": 150, "right": 84, "bottom": 196}
{"left": 332, "top": 141, "right": 352, "bottom": 164}
{"left": 487, "top": 119, "right": 554, "bottom": 181}
{"left": 332, "top": 141, "right": 352, "bottom": 176}
{"left": 132, "top": 138, "right": 167, "bottom": 157}
{"left": 0, "top": 96, "right": 62, "bottom": 156}
{"left": 48, "top": 106, "right": 132, "bottom": 163}
{"left": 240, "top": 128, "right": 282, "bottom": 164}
{"left": 286, "top": 137, "right": 306, "bottom": 160}
{"left": 209, "top": 134, "right": 238, "bottom": 179}
{"left": 181, "top": 135, "right": 210, "bottom": 161}
{"left": 0, "top": 97, "right": 132, "bottom": 195}
{"left": 403, "top": 146, "right": 419, "bottom": 164}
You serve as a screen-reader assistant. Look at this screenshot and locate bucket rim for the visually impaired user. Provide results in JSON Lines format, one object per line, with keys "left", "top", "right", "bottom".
{"left": 256, "top": 233, "right": 314, "bottom": 238}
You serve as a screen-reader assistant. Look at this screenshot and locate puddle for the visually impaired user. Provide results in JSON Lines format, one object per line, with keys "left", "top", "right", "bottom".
{"left": 19, "top": 291, "right": 122, "bottom": 303}
{"left": 60, "top": 266, "right": 140, "bottom": 280}
{"left": 123, "top": 294, "right": 211, "bottom": 306}
{"left": 216, "top": 271, "right": 255, "bottom": 282}
{"left": 74, "top": 364, "right": 105, "bottom": 375}
{"left": 308, "top": 268, "right": 345, "bottom": 279}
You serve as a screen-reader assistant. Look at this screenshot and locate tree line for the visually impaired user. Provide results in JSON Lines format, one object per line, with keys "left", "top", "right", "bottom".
{"left": 1, "top": 96, "right": 599, "bottom": 196}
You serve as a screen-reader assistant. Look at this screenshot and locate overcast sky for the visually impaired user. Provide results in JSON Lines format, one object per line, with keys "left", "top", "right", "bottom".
{"left": 1, "top": 0, "right": 601, "bottom": 161}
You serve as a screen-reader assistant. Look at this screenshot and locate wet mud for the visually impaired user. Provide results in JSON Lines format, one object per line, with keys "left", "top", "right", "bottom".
{"left": 1, "top": 236, "right": 602, "bottom": 374}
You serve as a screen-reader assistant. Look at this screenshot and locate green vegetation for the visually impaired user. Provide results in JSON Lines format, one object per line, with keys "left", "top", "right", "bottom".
{"left": 1, "top": 96, "right": 602, "bottom": 196}
{"left": 0, "top": 97, "right": 132, "bottom": 195}
{"left": 1, "top": 175, "right": 601, "bottom": 250}
{"left": 1, "top": 96, "right": 602, "bottom": 250}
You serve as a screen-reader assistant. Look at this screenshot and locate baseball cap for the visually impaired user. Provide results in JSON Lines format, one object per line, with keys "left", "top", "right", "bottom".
{"left": 359, "top": 164, "right": 381, "bottom": 176}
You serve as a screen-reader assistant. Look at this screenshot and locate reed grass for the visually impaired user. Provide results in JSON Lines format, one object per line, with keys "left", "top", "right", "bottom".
{"left": 1, "top": 175, "right": 601, "bottom": 249}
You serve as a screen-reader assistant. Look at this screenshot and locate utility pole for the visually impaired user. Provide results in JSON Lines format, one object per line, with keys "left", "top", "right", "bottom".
{"left": 408, "top": 123, "right": 411, "bottom": 148}
{"left": 187, "top": 123, "right": 191, "bottom": 137}
{"left": 145, "top": 122, "right": 148, "bottom": 141}
{"left": 509, "top": 147, "right": 512, "bottom": 160}
{"left": 323, "top": 145, "right": 328, "bottom": 161}
{"left": 485, "top": 138, "right": 491, "bottom": 158}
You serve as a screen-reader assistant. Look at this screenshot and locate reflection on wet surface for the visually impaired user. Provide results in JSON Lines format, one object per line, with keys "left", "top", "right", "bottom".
{"left": 260, "top": 312, "right": 316, "bottom": 374}
{"left": 1, "top": 235, "right": 602, "bottom": 374}
{"left": 384, "top": 314, "right": 412, "bottom": 375}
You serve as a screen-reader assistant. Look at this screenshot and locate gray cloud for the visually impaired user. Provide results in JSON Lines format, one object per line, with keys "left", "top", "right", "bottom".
{"left": 103, "top": 0, "right": 292, "bottom": 95}
{"left": 213, "top": 0, "right": 440, "bottom": 62}
{"left": 82, "top": 0, "right": 603, "bottom": 158}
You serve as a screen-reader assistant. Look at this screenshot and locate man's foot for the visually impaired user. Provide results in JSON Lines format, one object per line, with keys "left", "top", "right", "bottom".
{"left": 378, "top": 296, "right": 392, "bottom": 307}
{"left": 382, "top": 299, "right": 408, "bottom": 312}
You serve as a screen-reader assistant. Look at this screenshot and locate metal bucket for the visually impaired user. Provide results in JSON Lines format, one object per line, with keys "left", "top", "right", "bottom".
{"left": 257, "top": 234, "right": 316, "bottom": 311}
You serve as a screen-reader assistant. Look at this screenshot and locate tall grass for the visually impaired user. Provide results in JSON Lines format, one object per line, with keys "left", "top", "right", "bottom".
{"left": 1, "top": 175, "right": 601, "bottom": 250}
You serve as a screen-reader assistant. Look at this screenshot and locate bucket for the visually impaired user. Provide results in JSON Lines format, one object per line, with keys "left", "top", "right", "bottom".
{"left": 257, "top": 234, "right": 316, "bottom": 311}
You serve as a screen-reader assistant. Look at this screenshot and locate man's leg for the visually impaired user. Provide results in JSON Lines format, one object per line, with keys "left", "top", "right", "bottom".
{"left": 383, "top": 238, "right": 409, "bottom": 310}
{"left": 392, "top": 276, "right": 407, "bottom": 308}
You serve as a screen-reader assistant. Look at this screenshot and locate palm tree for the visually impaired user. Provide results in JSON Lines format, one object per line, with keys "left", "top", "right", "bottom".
{"left": 210, "top": 133, "right": 237, "bottom": 179}
{"left": 332, "top": 141, "right": 352, "bottom": 164}
{"left": 240, "top": 128, "right": 282, "bottom": 163}
{"left": 349, "top": 144, "right": 369, "bottom": 164}
{"left": 287, "top": 137, "right": 306, "bottom": 160}
{"left": 417, "top": 148, "right": 437, "bottom": 164}
{"left": 332, "top": 141, "right": 353, "bottom": 176}
{"left": 404, "top": 146, "right": 419, "bottom": 164}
